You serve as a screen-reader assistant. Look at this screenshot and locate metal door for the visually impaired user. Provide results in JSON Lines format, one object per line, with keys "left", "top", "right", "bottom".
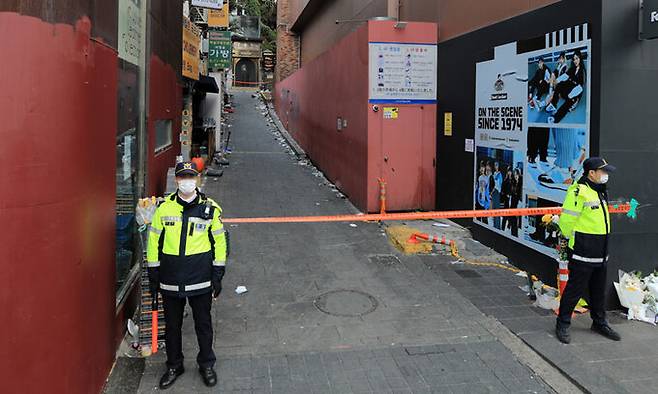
{"left": 381, "top": 106, "right": 423, "bottom": 210}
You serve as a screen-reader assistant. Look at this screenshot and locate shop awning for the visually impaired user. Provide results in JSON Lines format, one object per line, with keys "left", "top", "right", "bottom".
{"left": 196, "top": 75, "right": 219, "bottom": 94}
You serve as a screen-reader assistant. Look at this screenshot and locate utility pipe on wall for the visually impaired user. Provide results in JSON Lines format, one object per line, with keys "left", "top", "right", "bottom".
{"left": 387, "top": 0, "right": 400, "bottom": 21}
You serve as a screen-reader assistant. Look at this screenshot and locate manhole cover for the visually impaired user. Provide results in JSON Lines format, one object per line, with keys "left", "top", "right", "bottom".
{"left": 455, "top": 269, "right": 482, "bottom": 278}
{"left": 314, "top": 290, "right": 378, "bottom": 317}
{"left": 368, "top": 254, "right": 400, "bottom": 266}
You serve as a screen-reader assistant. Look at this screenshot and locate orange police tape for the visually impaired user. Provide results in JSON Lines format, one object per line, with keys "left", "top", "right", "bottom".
{"left": 222, "top": 204, "right": 632, "bottom": 224}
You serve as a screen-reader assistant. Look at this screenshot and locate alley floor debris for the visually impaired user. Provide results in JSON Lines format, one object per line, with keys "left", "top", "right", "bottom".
{"left": 107, "top": 92, "right": 582, "bottom": 393}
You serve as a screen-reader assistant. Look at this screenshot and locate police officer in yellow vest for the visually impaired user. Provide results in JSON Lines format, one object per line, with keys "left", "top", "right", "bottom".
{"left": 147, "top": 161, "right": 227, "bottom": 389}
{"left": 556, "top": 157, "right": 621, "bottom": 344}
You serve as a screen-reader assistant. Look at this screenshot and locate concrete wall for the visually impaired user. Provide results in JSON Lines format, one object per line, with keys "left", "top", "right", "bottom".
{"left": 599, "top": 0, "right": 658, "bottom": 289}
{"left": 276, "top": 23, "right": 371, "bottom": 210}
{"left": 282, "top": 0, "right": 559, "bottom": 66}
{"left": 0, "top": 12, "right": 118, "bottom": 394}
{"left": 433, "top": 1, "right": 658, "bottom": 305}
{"left": 276, "top": 21, "right": 438, "bottom": 212}
{"left": 0, "top": 2, "right": 183, "bottom": 392}
{"left": 147, "top": 0, "right": 183, "bottom": 196}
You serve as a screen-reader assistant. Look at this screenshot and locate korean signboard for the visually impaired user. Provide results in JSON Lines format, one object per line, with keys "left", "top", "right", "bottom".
{"left": 208, "top": 30, "right": 232, "bottom": 70}
{"left": 118, "top": 0, "right": 141, "bottom": 65}
{"left": 182, "top": 16, "right": 201, "bottom": 80}
{"left": 191, "top": 0, "right": 222, "bottom": 10}
{"left": 208, "top": 0, "right": 229, "bottom": 27}
{"left": 368, "top": 42, "right": 437, "bottom": 104}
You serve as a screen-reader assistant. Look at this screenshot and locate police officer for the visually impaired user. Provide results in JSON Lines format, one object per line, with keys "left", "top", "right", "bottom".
{"left": 147, "top": 161, "right": 227, "bottom": 389}
{"left": 556, "top": 157, "right": 621, "bottom": 344}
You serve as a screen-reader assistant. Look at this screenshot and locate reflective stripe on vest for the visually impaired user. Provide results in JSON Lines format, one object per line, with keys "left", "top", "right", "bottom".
{"left": 572, "top": 254, "right": 607, "bottom": 263}
{"left": 562, "top": 208, "right": 580, "bottom": 217}
{"left": 189, "top": 217, "right": 212, "bottom": 225}
{"left": 161, "top": 216, "right": 182, "bottom": 222}
{"left": 159, "top": 281, "right": 212, "bottom": 292}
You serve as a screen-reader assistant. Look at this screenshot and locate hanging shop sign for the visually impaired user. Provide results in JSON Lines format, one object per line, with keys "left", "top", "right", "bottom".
{"left": 640, "top": 0, "right": 658, "bottom": 39}
{"left": 182, "top": 16, "right": 201, "bottom": 80}
{"left": 208, "top": 30, "right": 232, "bottom": 70}
{"left": 118, "top": 0, "right": 142, "bottom": 65}
{"left": 191, "top": 0, "right": 222, "bottom": 10}
{"left": 208, "top": 0, "right": 229, "bottom": 27}
{"left": 368, "top": 42, "right": 437, "bottom": 104}
{"left": 473, "top": 23, "right": 591, "bottom": 257}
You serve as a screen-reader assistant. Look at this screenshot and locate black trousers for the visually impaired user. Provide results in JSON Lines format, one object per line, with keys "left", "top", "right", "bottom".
{"left": 557, "top": 261, "right": 607, "bottom": 327}
{"left": 527, "top": 127, "right": 549, "bottom": 162}
{"left": 162, "top": 292, "right": 216, "bottom": 369}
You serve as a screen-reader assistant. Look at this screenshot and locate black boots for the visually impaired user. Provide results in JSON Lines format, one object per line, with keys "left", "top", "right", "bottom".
{"left": 555, "top": 323, "right": 571, "bottom": 344}
{"left": 199, "top": 367, "right": 218, "bottom": 387}
{"left": 591, "top": 323, "right": 622, "bottom": 341}
{"left": 159, "top": 366, "right": 185, "bottom": 390}
{"left": 556, "top": 322, "right": 622, "bottom": 344}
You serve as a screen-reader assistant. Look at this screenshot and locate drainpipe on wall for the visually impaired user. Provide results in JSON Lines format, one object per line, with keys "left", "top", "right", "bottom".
{"left": 387, "top": 0, "right": 400, "bottom": 21}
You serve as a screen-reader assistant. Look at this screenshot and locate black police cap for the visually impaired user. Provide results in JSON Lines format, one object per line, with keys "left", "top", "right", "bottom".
{"left": 583, "top": 157, "right": 616, "bottom": 173}
{"left": 175, "top": 161, "right": 199, "bottom": 177}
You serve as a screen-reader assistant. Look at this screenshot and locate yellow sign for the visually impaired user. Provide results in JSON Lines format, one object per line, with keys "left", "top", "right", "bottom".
{"left": 208, "top": 1, "right": 229, "bottom": 27}
{"left": 444, "top": 112, "right": 453, "bottom": 136}
{"left": 182, "top": 16, "right": 201, "bottom": 80}
{"left": 383, "top": 107, "right": 399, "bottom": 119}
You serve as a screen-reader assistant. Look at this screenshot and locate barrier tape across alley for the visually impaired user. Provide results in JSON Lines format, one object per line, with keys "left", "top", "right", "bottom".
{"left": 222, "top": 204, "right": 633, "bottom": 224}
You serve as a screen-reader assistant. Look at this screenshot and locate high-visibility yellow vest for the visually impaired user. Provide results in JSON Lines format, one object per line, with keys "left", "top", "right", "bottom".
{"left": 146, "top": 193, "right": 227, "bottom": 296}
{"left": 559, "top": 180, "right": 610, "bottom": 264}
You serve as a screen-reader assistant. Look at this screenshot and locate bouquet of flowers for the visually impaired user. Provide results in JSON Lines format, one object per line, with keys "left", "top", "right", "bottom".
{"left": 541, "top": 214, "right": 569, "bottom": 261}
{"left": 615, "top": 270, "right": 658, "bottom": 324}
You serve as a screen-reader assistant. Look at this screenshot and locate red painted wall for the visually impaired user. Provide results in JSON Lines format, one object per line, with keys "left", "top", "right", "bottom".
{"left": 276, "top": 24, "right": 370, "bottom": 209}
{"left": 275, "top": 21, "right": 437, "bottom": 212}
{"left": 366, "top": 22, "right": 437, "bottom": 212}
{"left": 147, "top": 55, "right": 183, "bottom": 196}
{"left": 0, "top": 13, "right": 117, "bottom": 394}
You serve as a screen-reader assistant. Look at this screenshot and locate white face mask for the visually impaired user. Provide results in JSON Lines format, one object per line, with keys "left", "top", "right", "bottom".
{"left": 177, "top": 179, "right": 197, "bottom": 194}
{"left": 599, "top": 173, "right": 609, "bottom": 184}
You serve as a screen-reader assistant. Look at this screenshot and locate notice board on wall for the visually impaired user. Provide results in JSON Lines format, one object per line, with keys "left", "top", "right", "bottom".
{"left": 368, "top": 42, "right": 437, "bottom": 104}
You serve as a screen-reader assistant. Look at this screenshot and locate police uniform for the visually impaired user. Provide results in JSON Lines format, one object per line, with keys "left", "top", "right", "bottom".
{"left": 556, "top": 157, "right": 620, "bottom": 343}
{"left": 146, "top": 162, "right": 227, "bottom": 385}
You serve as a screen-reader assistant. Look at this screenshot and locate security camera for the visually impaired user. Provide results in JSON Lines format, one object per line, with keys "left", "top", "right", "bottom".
{"left": 372, "top": 105, "right": 379, "bottom": 112}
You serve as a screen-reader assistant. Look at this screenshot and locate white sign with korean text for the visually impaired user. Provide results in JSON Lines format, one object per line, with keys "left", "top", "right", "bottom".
{"left": 369, "top": 42, "right": 437, "bottom": 104}
{"left": 118, "top": 0, "right": 141, "bottom": 65}
{"left": 191, "top": 0, "right": 223, "bottom": 10}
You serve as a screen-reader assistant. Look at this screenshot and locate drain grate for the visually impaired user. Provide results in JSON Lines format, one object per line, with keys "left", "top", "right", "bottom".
{"left": 368, "top": 254, "right": 401, "bottom": 266}
{"left": 314, "top": 289, "right": 379, "bottom": 317}
{"left": 455, "top": 269, "right": 482, "bottom": 278}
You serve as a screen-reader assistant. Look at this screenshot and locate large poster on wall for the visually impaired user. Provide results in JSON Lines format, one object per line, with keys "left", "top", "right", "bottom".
{"left": 474, "top": 24, "right": 591, "bottom": 256}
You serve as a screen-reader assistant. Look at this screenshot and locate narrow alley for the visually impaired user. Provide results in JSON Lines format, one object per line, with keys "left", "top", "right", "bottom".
{"left": 132, "top": 92, "right": 555, "bottom": 394}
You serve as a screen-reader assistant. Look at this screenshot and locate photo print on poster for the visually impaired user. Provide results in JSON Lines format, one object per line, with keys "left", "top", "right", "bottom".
{"left": 527, "top": 46, "right": 588, "bottom": 126}
{"left": 475, "top": 147, "right": 525, "bottom": 238}
{"left": 526, "top": 127, "right": 587, "bottom": 202}
{"left": 523, "top": 195, "right": 562, "bottom": 253}
{"left": 474, "top": 23, "right": 591, "bottom": 256}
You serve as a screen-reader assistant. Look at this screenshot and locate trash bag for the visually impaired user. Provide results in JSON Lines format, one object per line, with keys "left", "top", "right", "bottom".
{"left": 532, "top": 280, "right": 559, "bottom": 310}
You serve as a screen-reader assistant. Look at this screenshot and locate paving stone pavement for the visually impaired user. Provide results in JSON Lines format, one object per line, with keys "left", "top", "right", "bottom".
{"left": 125, "top": 92, "right": 558, "bottom": 394}
{"left": 415, "top": 222, "right": 658, "bottom": 394}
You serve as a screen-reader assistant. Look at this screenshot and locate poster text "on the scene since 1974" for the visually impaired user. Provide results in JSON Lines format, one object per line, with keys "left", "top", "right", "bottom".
{"left": 477, "top": 106, "right": 524, "bottom": 131}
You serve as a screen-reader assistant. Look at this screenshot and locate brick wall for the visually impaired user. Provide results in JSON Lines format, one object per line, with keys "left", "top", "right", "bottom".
{"left": 275, "top": 0, "right": 300, "bottom": 82}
